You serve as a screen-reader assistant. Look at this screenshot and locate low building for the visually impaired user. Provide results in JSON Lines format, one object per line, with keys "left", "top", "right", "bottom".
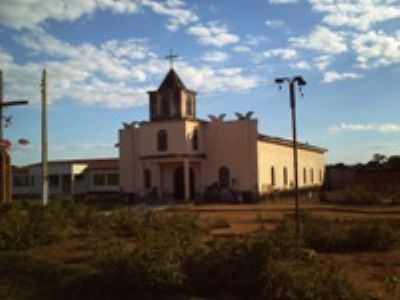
{"left": 119, "top": 68, "right": 327, "bottom": 201}
{"left": 13, "top": 158, "right": 119, "bottom": 199}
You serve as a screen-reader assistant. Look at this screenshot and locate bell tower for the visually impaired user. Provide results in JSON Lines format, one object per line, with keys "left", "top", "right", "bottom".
{"left": 147, "top": 68, "right": 197, "bottom": 121}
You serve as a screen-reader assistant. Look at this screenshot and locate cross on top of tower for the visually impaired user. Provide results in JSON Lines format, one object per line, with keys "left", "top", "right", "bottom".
{"left": 165, "top": 49, "right": 178, "bottom": 69}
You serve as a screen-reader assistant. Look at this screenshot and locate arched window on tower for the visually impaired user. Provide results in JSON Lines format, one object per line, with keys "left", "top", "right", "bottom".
{"left": 157, "top": 130, "right": 168, "bottom": 152}
{"left": 303, "top": 168, "right": 307, "bottom": 185}
{"left": 161, "top": 95, "right": 170, "bottom": 117}
{"left": 192, "top": 129, "right": 199, "bottom": 150}
{"left": 219, "top": 166, "right": 230, "bottom": 188}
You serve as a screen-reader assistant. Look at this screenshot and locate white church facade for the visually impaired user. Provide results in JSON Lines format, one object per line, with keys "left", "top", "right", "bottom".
{"left": 119, "top": 68, "right": 327, "bottom": 201}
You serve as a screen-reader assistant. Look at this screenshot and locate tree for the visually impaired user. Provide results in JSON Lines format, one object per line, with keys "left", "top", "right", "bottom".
{"left": 371, "top": 153, "right": 386, "bottom": 165}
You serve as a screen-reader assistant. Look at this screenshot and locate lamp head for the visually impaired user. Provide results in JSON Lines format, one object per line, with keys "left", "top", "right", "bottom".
{"left": 274, "top": 78, "right": 287, "bottom": 85}
{"left": 294, "top": 76, "right": 306, "bottom": 86}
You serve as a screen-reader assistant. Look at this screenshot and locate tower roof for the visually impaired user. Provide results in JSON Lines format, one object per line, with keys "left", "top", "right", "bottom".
{"left": 158, "top": 68, "right": 187, "bottom": 91}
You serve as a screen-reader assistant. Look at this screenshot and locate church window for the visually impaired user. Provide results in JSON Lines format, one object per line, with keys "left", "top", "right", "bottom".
{"left": 161, "top": 96, "right": 170, "bottom": 117}
{"left": 192, "top": 129, "right": 199, "bottom": 150}
{"left": 283, "top": 167, "right": 288, "bottom": 186}
{"left": 144, "top": 169, "right": 151, "bottom": 189}
{"left": 219, "top": 166, "right": 230, "bottom": 188}
{"left": 319, "top": 169, "right": 323, "bottom": 183}
{"left": 271, "top": 167, "right": 276, "bottom": 186}
{"left": 303, "top": 168, "right": 307, "bottom": 184}
{"left": 186, "top": 96, "right": 193, "bottom": 116}
{"left": 310, "top": 168, "right": 314, "bottom": 184}
{"left": 157, "top": 130, "right": 168, "bottom": 152}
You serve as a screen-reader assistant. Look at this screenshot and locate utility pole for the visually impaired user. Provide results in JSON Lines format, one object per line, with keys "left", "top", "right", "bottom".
{"left": 0, "top": 70, "right": 29, "bottom": 203}
{"left": 275, "top": 76, "right": 306, "bottom": 241}
{"left": 0, "top": 70, "right": 29, "bottom": 140}
{"left": 41, "top": 69, "right": 49, "bottom": 206}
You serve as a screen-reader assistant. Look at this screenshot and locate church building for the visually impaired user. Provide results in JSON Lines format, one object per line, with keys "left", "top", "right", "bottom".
{"left": 119, "top": 68, "right": 327, "bottom": 201}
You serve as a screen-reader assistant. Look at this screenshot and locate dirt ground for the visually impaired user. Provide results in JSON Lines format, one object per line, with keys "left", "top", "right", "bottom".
{"left": 167, "top": 199, "right": 400, "bottom": 236}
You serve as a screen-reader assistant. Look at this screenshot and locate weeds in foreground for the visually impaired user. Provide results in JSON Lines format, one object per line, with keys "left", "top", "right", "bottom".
{"left": 0, "top": 202, "right": 396, "bottom": 300}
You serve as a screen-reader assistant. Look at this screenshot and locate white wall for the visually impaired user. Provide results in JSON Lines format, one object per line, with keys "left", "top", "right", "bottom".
{"left": 202, "top": 119, "right": 259, "bottom": 192}
{"left": 257, "top": 140, "right": 326, "bottom": 193}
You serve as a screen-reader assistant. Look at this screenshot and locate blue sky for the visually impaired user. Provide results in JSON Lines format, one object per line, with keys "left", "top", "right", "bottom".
{"left": 1, "top": 0, "right": 400, "bottom": 166}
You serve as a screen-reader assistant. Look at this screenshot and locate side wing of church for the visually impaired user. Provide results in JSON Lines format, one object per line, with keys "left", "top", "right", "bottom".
{"left": 119, "top": 68, "right": 327, "bottom": 201}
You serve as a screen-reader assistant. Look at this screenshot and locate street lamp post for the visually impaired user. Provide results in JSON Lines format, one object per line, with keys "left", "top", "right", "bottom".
{"left": 275, "top": 76, "right": 306, "bottom": 240}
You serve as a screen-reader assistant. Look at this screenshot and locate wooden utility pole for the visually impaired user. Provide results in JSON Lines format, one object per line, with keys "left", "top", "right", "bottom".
{"left": 0, "top": 70, "right": 29, "bottom": 203}
{"left": 41, "top": 69, "right": 49, "bottom": 206}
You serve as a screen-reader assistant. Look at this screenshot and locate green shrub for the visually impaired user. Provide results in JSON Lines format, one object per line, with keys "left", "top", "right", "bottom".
{"left": 183, "top": 235, "right": 365, "bottom": 300}
{"left": 0, "top": 204, "right": 69, "bottom": 251}
{"left": 321, "top": 187, "right": 381, "bottom": 205}
{"left": 300, "top": 214, "right": 400, "bottom": 252}
{"left": 0, "top": 252, "right": 66, "bottom": 300}
{"left": 182, "top": 237, "right": 275, "bottom": 299}
{"left": 263, "top": 261, "right": 365, "bottom": 300}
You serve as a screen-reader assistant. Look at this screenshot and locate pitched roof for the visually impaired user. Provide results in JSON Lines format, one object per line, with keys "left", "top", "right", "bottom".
{"left": 158, "top": 68, "right": 187, "bottom": 91}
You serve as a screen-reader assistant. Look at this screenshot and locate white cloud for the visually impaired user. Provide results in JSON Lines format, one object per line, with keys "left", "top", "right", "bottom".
{"left": 330, "top": 122, "right": 400, "bottom": 134}
{"left": 0, "top": 0, "right": 198, "bottom": 31}
{"left": 176, "top": 63, "right": 258, "bottom": 93}
{"left": 352, "top": 30, "right": 400, "bottom": 68}
{"left": 243, "top": 34, "right": 269, "bottom": 46}
{"left": 322, "top": 71, "right": 362, "bottom": 83}
{"left": 141, "top": 0, "right": 199, "bottom": 31}
{"left": 264, "top": 48, "right": 298, "bottom": 60}
{"left": 3, "top": 29, "right": 258, "bottom": 108}
{"left": 290, "top": 60, "right": 312, "bottom": 70}
{"left": 269, "top": 0, "right": 298, "bottom": 4}
{"left": 265, "top": 19, "right": 285, "bottom": 28}
{"left": 201, "top": 51, "right": 229, "bottom": 62}
{"left": 313, "top": 55, "right": 332, "bottom": 71}
{"left": 233, "top": 45, "right": 252, "bottom": 53}
{"left": 0, "top": 0, "right": 138, "bottom": 30}
{"left": 290, "top": 26, "right": 348, "bottom": 54}
{"left": 309, "top": 0, "right": 400, "bottom": 31}
{"left": 217, "top": 68, "right": 242, "bottom": 76}
{"left": 187, "top": 21, "right": 240, "bottom": 47}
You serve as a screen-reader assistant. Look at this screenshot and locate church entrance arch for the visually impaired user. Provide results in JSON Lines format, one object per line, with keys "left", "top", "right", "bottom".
{"left": 173, "top": 165, "right": 195, "bottom": 200}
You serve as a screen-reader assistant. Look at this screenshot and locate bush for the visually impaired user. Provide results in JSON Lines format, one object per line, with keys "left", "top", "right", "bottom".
{"left": 0, "top": 207, "right": 371, "bottom": 300}
{"left": 321, "top": 187, "right": 381, "bottom": 205}
{"left": 0, "top": 203, "right": 69, "bottom": 251}
{"left": 300, "top": 214, "right": 400, "bottom": 252}
{"left": 73, "top": 250, "right": 184, "bottom": 299}
{"left": 182, "top": 235, "right": 365, "bottom": 300}
{"left": 263, "top": 261, "right": 365, "bottom": 300}
{"left": 182, "top": 237, "right": 275, "bottom": 299}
